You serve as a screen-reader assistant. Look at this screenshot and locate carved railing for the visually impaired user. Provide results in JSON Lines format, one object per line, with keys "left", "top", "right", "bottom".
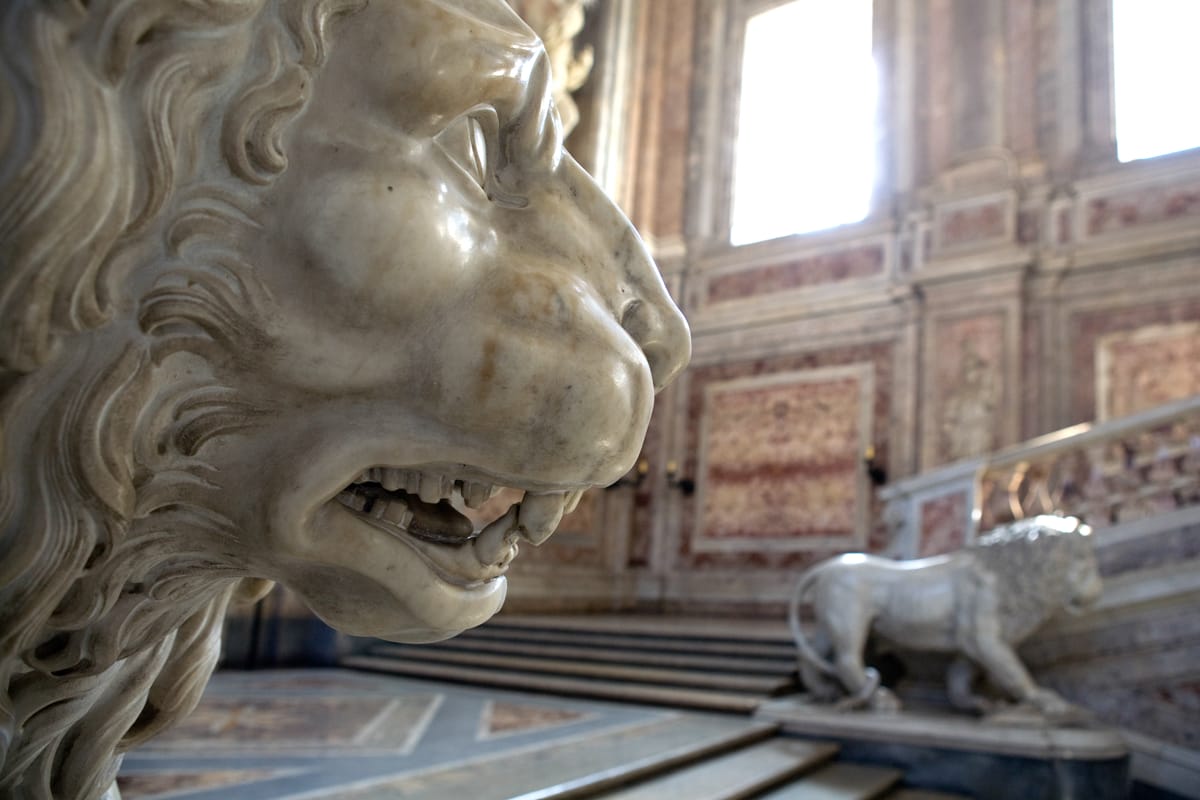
{"left": 881, "top": 395, "right": 1200, "bottom": 557}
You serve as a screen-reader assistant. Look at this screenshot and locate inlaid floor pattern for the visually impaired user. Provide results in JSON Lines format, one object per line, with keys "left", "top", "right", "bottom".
{"left": 342, "top": 613, "right": 802, "bottom": 713}
{"left": 118, "top": 669, "right": 967, "bottom": 800}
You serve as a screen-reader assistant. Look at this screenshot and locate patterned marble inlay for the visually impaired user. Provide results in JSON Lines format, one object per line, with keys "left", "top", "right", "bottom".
{"left": 683, "top": 344, "right": 893, "bottom": 569}
{"left": 694, "top": 365, "right": 872, "bottom": 551}
{"left": 705, "top": 244, "right": 885, "bottom": 304}
{"left": 918, "top": 490, "right": 969, "bottom": 556}
{"left": 141, "top": 693, "right": 441, "bottom": 753}
{"left": 937, "top": 198, "right": 1008, "bottom": 250}
{"left": 120, "top": 669, "right": 663, "bottom": 800}
{"left": 1085, "top": 178, "right": 1200, "bottom": 238}
{"left": 1069, "top": 299, "right": 1200, "bottom": 422}
{"left": 477, "top": 700, "right": 591, "bottom": 740}
{"left": 119, "top": 770, "right": 296, "bottom": 799}
{"left": 1096, "top": 323, "right": 1200, "bottom": 420}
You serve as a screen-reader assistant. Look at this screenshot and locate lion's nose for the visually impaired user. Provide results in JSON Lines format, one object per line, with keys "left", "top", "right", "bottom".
{"left": 559, "top": 156, "right": 690, "bottom": 390}
{"left": 620, "top": 285, "right": 691, "bottom": 391}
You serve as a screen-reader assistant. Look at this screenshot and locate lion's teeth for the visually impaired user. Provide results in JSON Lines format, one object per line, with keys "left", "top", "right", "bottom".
{"left": 405, "top": 470, "right": 421, "bottom": 494}
{"left": 439, "top": 475, "right": 454, "bottom": 499}
{"left": 338, "top": 488, "right": 368, "bottom": 512}
{"left": 380, "top": 497, "right": 414, "bottom": 527}
{"left": 381, "top": 468, "right": 404, "bottom": 491}
{"left": 474, "top": 506, "right": 519, "bottom": 564}
{"left": 464, "top": 481, "right": 495, "bottom": 508}
{"left": 564, "top": 489, "right": 585, "bottom": 515}
{"left": 518, "top": 491, "right": 567, "bottom": 545}
{"left": 417, "top": 474, "right": 442, "bottom": 504}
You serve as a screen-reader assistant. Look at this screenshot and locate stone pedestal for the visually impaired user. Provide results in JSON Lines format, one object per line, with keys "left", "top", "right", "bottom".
{"left": 757, "top": 697, "right": 1130, "bottom": 800}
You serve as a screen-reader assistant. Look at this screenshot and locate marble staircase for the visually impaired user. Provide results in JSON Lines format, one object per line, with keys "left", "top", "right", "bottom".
{"left": 316, "top": 710, "right": 963, "bottom": 800}
{"left": 339, "top": 618, "right": 973, "bottom": 799}
{"left": 342, "top": 614, "right": 800, "bottom": 713}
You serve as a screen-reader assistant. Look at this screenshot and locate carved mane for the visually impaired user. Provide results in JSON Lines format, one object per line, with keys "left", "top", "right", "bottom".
{"left": 969, "top": 517, "right": 1096, "bottom": 642}
{"left": 0, "top": 1, "right": 361, "bottom": 796}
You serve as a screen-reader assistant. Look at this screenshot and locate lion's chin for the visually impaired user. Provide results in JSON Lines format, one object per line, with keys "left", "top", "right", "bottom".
{"left": 292, "top": 555, "right": 510, "bottom": 644}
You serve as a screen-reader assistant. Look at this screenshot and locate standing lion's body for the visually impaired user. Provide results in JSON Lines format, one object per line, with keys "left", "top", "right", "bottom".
{"left": 789, "top": 517, "right": 1102, "bottom": 714}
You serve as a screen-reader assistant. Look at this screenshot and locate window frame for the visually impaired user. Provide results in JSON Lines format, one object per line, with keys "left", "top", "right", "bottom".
{"left": 688, "top": 0, "right": 894, "bottom": 255}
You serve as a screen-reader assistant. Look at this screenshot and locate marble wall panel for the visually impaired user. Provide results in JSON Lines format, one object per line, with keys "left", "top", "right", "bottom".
{"left": 917, "top": 490, "right": 969, "bottom": 556}
{"left": 1069, "top": 299, "right": 1200, "bottom": 424}
{"left": 631, "top": 0, "right": 695, "bottom": 240}
{"left": 923, "top": 0, "right": 954, "bottom": 180}
{"left": 1021, "top": 309, "right": 1043, "bottom": 440}
{"left": 1057, "top": 207, "right": 1072, "bottom": 244}
{"left": 928, "top": 312, "right": 1007, "bottom": 465}
{"left": 1085, "top": 177, "right": 1200, "bottom": 239}
{"left": 934, "top": 195, "right": 1012, "bottom": 253}
{"left": 1096, "top": 323, "right": 1200, "bottom": 420}
{"left": 693, "top": 365, "right": 871, "bottom": 551}
{"left": 681, "top": 343, "right": 893, "bottom": 570}
{"left": 1005, "top": 0, "right": 1039, "bottom": 158}
{"left": 704, "top": 244, "right": 886, "bottom": 305}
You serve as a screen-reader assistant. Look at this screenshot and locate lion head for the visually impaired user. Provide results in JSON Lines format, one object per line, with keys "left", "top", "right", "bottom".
{"left": 970, "top": 516, "right": 1103, "bottom": 642}
{"left": 0, "top": 1, "right": 690, "bottom": 795}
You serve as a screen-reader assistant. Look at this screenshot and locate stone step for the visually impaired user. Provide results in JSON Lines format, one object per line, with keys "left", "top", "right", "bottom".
{"left": 373, "top": 636, "right": 797, "bottom": 675}
{"left": 342, "top": 655, "right": 766, "bottom": 713}
{"left": 589, "top": 739, "right": 839, "bottom": 800}
{"left": 461, "top": 626, "right": 798, "bottom": 659}
{"left": 757, "top": 763, "right": 903, "bottom": 800}
{"left": 318, "top": 713, "right": 781, "bottom": 800}
{"left": 364, "top": 645, "right": 794, "bottom": 694}
{"left": 490, "top": 614, "right": 792, "bottom": 641}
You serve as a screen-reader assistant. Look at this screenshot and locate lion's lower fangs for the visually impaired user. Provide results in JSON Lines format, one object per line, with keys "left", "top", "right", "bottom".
{"left": 474, "top": 506, "right": 519, "bottom": 565}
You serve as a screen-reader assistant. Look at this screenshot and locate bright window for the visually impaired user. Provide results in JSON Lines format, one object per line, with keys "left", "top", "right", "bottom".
{"left": 1112, "top": 0, "right": 1200, "bottom": 162}
{"left": 730, "top": 0, "right": 876, "bottom": 246}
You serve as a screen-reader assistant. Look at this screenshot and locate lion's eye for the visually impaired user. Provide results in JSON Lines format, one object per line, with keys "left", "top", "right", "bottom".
{"left": 435, "top": 110, "right": 494, "bottom": 194}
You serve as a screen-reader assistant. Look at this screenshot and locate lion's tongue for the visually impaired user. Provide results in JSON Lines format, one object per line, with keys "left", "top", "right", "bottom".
{"left": 405, "top": 492, "right": 474, "bottom": 542}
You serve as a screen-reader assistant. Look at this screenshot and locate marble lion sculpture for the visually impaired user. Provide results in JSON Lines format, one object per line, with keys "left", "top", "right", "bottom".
{"left": 0, "top": 1, "right": 690, "bottom": 797}
{"left": 789, "top": 516, "right": 1102, "bottom": 716}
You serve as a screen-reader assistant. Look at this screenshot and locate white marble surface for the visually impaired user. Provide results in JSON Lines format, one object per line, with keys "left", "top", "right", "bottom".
{"left": 0, "top": 1, "right": 688, "bottom": 797}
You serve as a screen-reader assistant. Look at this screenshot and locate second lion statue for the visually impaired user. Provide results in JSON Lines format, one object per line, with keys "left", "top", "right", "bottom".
{"left": 790, "top": 516, "right": 1102, "bottom": 716}
{"left": 0, "top": 1, "right": 691, "bottom": 797}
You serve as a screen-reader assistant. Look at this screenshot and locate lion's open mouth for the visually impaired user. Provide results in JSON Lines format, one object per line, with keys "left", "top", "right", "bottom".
{"left": 332, "top": 467, "right": 584, "bottom": 586}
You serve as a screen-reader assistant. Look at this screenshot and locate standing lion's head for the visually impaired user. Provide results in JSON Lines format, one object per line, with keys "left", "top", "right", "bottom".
{"left": 0, "top": 1, "right": 691, "bottom": 796}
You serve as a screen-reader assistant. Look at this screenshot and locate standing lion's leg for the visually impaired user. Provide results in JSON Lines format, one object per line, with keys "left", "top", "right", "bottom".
{"left": 828, "top": 617, "right": 898, "bottom": 710}
{"left": 962, "top": 591, "right": 1069, "bottom": 715}
{"left": 946, "top": 656, "right": 994, "bottom": 713}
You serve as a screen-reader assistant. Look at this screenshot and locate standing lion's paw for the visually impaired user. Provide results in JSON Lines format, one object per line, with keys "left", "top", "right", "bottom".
{"left": 867, "top": 687, "right": 902, "bottom": 713}
{"left": 1028, "top": 688, "right": 1071, "bottom": 716}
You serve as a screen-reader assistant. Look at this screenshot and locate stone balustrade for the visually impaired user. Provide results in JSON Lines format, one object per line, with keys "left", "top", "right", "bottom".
{"left": 881, "top": 395, "right": 1200, "bottom": 557}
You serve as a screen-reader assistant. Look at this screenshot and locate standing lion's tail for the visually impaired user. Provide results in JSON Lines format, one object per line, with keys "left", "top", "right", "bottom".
{"left": 787, "top": 565, "right": 838, "bottom": 680}
{"left": 788, "top": 563, "right": 881, "bottom": 708}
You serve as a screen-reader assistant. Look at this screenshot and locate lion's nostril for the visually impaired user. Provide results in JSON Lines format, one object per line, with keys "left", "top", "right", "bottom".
{"left": 619, "top": 296, "right": 690, "bottom": 391}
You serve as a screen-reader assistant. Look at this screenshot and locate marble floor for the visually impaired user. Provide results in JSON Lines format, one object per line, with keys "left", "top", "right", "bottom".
{"left": 116, "top": 668, "right": 682, "bottom": 799}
